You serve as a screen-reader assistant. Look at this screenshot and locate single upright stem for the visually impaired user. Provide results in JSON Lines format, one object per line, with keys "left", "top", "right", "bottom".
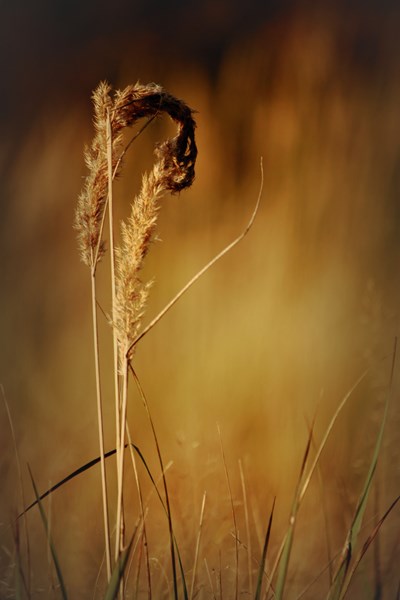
{"left": 189, "top": 492, "right": 207, "bottom": 600}
{"left": 105, "top": 110, "right": 122, "bottom": 562}
{"left": 239, "top": 459, "right": 253, "bottom": 598}
{"left": 90, "top": 269, "right": 112, "bottom": 581}
{"left": 115, "top": 357, "right": 129, "bottom": 561}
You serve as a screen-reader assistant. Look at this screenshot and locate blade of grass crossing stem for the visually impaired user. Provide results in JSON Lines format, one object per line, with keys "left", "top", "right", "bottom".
{"left": 126, "top": 424, "right": 152, "bottom": 598}
{"left": 28, "top": 466, "right": 68, "bottom": 600}
{"left": 274, "top": 419, "right": 315, "bottom": 600}
{"left": 104, "top": 535, "right": 135, "bottom": 600}
{"left": 328, "top": 339, "right": 397, "bottom": 600}
{"left": 255, "top": 498, "right": 275, "bottom": 600}
{"left": 22, "top": 441, "right": 185, "bottom": 596}
{"left": 340, "top": 494, "right": 400, "bottom": 599}
{"left": 19, "top": 443, "right": 158, "bottom": 519}
{"left": 130, "top": 366, "right": 185, "bottom": 600}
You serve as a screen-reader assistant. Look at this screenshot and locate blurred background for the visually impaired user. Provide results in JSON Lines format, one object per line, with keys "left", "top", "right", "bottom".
{"left": 1, "top": 0, "right": 400, "bottom": 597}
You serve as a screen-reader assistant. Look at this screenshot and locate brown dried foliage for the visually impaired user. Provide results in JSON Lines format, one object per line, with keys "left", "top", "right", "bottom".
{"left": 75, "top": 80, "right": 197, "bottom": 359}
{"left": 75, "top": 81, "right": 197, "bottom": 269}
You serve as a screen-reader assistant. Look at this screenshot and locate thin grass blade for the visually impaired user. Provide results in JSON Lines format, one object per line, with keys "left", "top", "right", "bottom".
{"left": 19, "top": 447, "right": 122, "bottom": 519}
{"left": 104, "top": 535, "right": 135, "bottom": 600}
{"left": 274, "top": 418, "right": 315, "bottom": 600}
{"left": 340, "top": 494, "right": 400, "bottom": 599}
{"left": 130, "top": 366, "right": 184, "bottom": 600}
{"left": 28, "top": 465, "right": 68, "bottom": 600}
{"left": 255, "top": 497, "right": 275, "bottom": 600}
{"left": 189, "top": 492, "right": 207, "bottom": 600}
{"left": 328, "top": 339, "right": 397, "bottom": 600}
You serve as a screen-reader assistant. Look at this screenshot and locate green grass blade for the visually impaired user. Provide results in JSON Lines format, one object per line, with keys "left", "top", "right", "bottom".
{"left": 274, "top": 420, "right": 315, "bottom": 600}
{"left": 104, "top": 535, "right": 135, "bottom": 600}
{"left": 328, "top": 340, "right": 397, "bottom": 600}
{"left": 340, "top": 493, "right": 400, "bottom": 599}
{"left": 28, "top": 465, "right": 68, "bottom": 600}
{"left": 255, "top": 497, "right": 275, "bottom": 600}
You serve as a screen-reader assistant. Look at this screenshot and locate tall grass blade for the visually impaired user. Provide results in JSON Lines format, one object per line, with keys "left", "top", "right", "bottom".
{"left": 255, "top": 497, "right": 275, "bottom": 600}
{"left": 299, "top": 369, "right": 369, "bottom": 505}
{"left": 28, "top": 466, "right": 68, "bottom": 600}
{"left": 296, "top": 555, "right": 338, "bottom": 599}
{"left": 204, "top": 558, "right": 217, "bottom": 600}
{"left": 18, "top": 441, "right": 169, "bottom": 523}
{"left": 189, "top": 492, "right": 207, "bottom": 600}
{"left": 274, "top": 418, "right": 315, "bottom": 600}
{"left": 268, "top": 366, "right": 371, "bottom": 600}
{"left": 340, "top": 494, "right": 400, "bottom": 599}
{"left": 130, "top": 366, "right": 184, "bottom": 600}
{"left": 104, "top": 535, "right": 135, "bottom": 600}
{"left": 327, "top": 339, "right": 397, "bottom": 600}
{"left": 126, "top": 424, "right": 152, "bottom": 599}
{"left": 239, "top": 460, "right": 253, "bottom": 598}
{"left": 18, "top": 447, "right": 121, "bottom": 518}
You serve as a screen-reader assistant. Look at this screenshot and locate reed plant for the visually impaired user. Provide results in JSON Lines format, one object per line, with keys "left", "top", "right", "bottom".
{"left": 74, "top": 81, "right": 197, "bottom": 595}
{"left": 5, "top": 80, "right": 400, "bottom": 600}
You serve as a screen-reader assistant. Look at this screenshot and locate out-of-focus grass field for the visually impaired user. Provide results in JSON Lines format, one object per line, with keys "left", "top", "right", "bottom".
{"left": 1, "top": 3, "right": 400, "bottom": 597}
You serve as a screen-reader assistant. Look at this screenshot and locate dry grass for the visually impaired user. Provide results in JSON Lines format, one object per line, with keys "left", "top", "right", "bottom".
{"left": 1, "top": 10, "right": 400, "bottom": 599}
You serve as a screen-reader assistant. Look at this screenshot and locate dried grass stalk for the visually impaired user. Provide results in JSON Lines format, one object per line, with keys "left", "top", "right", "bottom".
{"left": 75, "top": 81, "right": 197, "bottom": 583}
{"left": 112, "top": 83, "right": 197, "bottom": 363}
{"left": 75, "top": 81, "right": 197, "bottom": 271}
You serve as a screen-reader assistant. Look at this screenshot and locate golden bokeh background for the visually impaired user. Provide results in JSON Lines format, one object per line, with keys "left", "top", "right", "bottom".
{"left": 1, "top": 1, "right": 400, "bottom": 597}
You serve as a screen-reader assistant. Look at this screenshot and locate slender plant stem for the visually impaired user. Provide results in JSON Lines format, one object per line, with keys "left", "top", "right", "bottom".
{"left": 90, "top": 271, "right": 112, "bottom": 581}
{"left": 189, "top": 492, "right": 207, "bottom": 600}
{"left": 130, "top": 367, "right": 179, "bottom": 600}
{"left": 204, "top": 559, "right": 217, "bottom": 600}
{"left": 126, "top": 158, "right": 264, "bottom": 356}
{"left": 218, "top": 424, "right": 239, "bottom": 600}
{"left": 239, "top": 459, "right": 253, "bottom": 598}
{"left": 115, "top": 358, "right": 129, "bottom": 561}
{"left": 112, "top": 114, "right": 158, "bottom": 181}
{"left": 106, "top": 109, "right": 122, "bottom": 563}
{"left": 126, "top": 423, "right": 152, "bottom": 599}
{"left": 93, "top": 115, "right": 157, "bottom": 272}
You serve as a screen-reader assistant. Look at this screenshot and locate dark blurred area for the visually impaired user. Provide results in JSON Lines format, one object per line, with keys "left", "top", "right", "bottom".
{"left": 1, "top": 0, "right": 400, "bottom": 597}
{"left": 1, "top": 0, "right": 398, "bottom": 138}
{"left": 1, "top": 0, "right": 283, "bottom": 134}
